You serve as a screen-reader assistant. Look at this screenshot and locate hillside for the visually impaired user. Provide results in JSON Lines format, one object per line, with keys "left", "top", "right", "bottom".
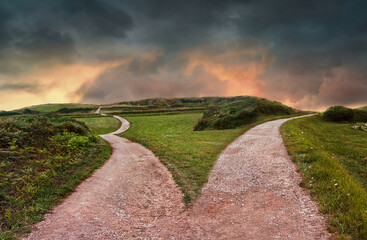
{"left": 194, "top": 96, "right": 302, "bottom": 130}
{"left": 102, "top": 96, "right": 304, "bottom": 119}
{"left": 115, "top": 96, "right": 251, "bottom": 108}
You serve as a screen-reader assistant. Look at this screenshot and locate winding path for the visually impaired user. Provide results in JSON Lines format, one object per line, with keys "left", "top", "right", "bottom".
{"left": 25, "top": 114, "right": 329, "bottom": 239}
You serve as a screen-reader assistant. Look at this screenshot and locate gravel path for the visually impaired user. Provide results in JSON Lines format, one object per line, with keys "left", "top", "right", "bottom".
{"left": 25, "top": 115, "right": 330, "bottom": 239}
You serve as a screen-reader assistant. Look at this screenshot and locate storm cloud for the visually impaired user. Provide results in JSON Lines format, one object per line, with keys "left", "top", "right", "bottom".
{"left": 1, "top": 0, "right": 366, "bottom": 110}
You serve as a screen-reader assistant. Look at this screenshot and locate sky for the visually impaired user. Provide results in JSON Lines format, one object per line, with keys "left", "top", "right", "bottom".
{"left": 0, "top": 0, "right": 366, "bottom": 111}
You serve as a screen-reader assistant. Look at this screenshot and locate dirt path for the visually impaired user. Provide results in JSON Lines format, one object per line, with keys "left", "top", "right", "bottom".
{"left": 25, "top": 116, "right": 184, "bottom": 239}
{"left": 25, "top": 115, "right": 329, "bottom": 239}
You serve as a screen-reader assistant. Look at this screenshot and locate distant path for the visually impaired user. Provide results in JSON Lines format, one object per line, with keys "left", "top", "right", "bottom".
{"left": 25, "top": 115, "right": 330, "bottom": 239}
{"left": 95, "top": 106, "right": 106, "bottom": 115}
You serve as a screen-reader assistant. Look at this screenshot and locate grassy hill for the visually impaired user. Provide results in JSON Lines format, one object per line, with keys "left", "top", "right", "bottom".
{"left": 102, "top": 96, "right": 307, "bottom": 119}
{"left": 194, "top": 96, "right": 303, "bottom": 130}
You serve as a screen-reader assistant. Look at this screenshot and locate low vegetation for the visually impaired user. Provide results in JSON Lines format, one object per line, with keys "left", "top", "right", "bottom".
{"left": 0, "top": 111, "right": 20, "bottom": 117}
{"left": 116, "top": 96, "right": 254, "bottom": 108}
{"left": 17, "top": 103, "right": 98, "bottom": 113}
{"left": 0, "top": 115, "right": 111, "bottom": 239}
{"left": 281, "top": 115, "right": 367, "bottom": 239}
{"left": 120, "top": 112, "right": 305, "bottom": 204}
{"left": 323, "top": 105, "right": 367, "bottom": 123}
{"left": 194, "top": 97, "right": 301, "bottom": 130}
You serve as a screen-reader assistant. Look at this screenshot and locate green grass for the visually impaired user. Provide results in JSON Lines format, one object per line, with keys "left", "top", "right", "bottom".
{"left": 281, "top": 115, "right": 367, "bottom": 239}
{"left": 77, "top": 116, "right": 121, "bottom": 135}
{"left": 0, "top": 115, "right": 112, "bottom": 239}
{"left": 120, "top": 113, "right": 305, "bottom": 204}
{"left": 20, "top": 103, "right": 98, "bottom": 113}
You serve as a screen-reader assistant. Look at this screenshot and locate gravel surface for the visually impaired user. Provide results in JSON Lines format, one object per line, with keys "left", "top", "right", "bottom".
{"left": 25, "top": 115, "right": 330, "bottom": 239}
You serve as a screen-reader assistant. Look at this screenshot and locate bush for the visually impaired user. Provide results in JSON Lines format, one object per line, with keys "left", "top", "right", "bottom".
{"left": 323, "top": 106, "right": 354, "bottom": 122}
{"left": 353, "top": 109, "right": 367, "bottom": 122}
{"left": 0, "top": 111, "right": 20, "bottom": 116}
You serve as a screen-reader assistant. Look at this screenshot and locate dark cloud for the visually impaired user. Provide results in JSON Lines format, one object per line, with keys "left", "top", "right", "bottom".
{"left": 125, "top": 0, "right": 251, "bottom": 51}
{"left": 0, "top": 0, "right": 133, "bottom": 73}
{"left": 58, "top": 0, "right": 133, "bottom": 39}
{"left": 15, "top": 27, "right": 76, "bottom": 63}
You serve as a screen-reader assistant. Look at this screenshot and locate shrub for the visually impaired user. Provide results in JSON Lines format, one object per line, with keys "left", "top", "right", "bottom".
{"left": 0, "top": 111, "right": 20, "bottom": 116}
{"left": 353, "top": 109, "right": 367, "bottom": 122}
{"left": 323, "top": 106, "right": 354, "bottom": 122}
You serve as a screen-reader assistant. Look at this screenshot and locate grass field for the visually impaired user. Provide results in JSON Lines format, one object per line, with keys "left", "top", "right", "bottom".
{"left": 21, "top": 103, "right": 98, "bottom": 113}
{"left": 120, "top": 113, "right": 304, "bottom": 204}
{"left": 76, "top": 116, "right": 121, "bottom": 135}
{"left": 281, "top": 115, "right": 367, "bottom": 239}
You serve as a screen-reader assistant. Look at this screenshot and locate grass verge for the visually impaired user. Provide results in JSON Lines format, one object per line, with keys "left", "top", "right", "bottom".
{"left": 120, "top": 113, "right": 305, "bottom": 204}
{"left": 281, "top": 115, "right": 367, "bottom": 239}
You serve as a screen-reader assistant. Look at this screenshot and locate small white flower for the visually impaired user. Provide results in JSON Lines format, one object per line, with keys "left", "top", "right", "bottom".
{"left": 334, "top": 183, "right": 338, "bottom": 186}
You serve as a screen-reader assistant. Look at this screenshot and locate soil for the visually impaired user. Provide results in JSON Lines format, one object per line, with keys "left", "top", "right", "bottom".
{"left": 25, "top": 115, "right": 330, "bottom": 239}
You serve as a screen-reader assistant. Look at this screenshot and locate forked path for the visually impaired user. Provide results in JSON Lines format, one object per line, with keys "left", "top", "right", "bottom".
{"left": 26, "top": 115, "right": 330, "bottom": 239}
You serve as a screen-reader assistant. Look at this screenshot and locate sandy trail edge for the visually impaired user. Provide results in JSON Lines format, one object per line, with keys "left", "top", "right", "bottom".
{"left": 25, "top": 114, "right": 330, "bottom": 239}
{"left": 25, "top": 115, "right": 185, "bottom": 240}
